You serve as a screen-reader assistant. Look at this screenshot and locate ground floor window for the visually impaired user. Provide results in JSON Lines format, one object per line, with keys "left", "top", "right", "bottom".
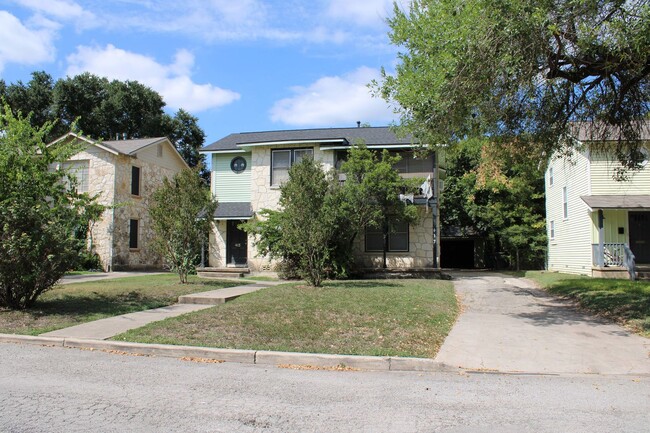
{"left": 129, "top": 219, "right": 139, "bottom": 249}
{"left": 365, "top": 220, "right": 409, "bottom": 252}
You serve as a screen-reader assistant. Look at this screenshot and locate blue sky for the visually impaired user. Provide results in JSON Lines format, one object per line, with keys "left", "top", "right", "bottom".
{"left": 0, "top": 0, "right": 407, "bottom": 146}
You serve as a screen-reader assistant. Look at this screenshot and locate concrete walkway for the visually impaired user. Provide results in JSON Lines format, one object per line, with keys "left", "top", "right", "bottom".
{"left": 435, "top": 271, "right": 650, "bottom": 375}
{"left": 42, "top": 281, "right": 283, "bottom": 340}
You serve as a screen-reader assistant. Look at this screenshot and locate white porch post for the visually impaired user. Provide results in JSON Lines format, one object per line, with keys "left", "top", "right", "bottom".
{"left": 597, "top": 209, "right": 605, "bottom": 267}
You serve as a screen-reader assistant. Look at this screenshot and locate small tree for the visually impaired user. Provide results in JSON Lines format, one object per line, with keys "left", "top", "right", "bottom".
{"left": 340, "top": 143, "right": 421, "bottom": 268}
{"left": 244, "top": 158, "right": 344, "bottom": 286}
{"left": 0, "top": 104, "right": 103, "bottom": 309}
{"left": 149, "top": 168, "right": 217, "bottom": 283}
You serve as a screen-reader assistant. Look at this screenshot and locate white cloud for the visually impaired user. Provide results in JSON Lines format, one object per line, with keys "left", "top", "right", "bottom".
{"left": 0, "top": 11, "right": 56, "bottom": 72}
{"left": 270, "top": 66, "right": 396, "bottom": 127}
{"left": 13, "top": 0, "right": 98, "bottom": 29}
{"left": 325, "top": 0, "right": 398, "bottom": 27}
{"left": 65, "top": 45, "right": 240, "bottom": 112}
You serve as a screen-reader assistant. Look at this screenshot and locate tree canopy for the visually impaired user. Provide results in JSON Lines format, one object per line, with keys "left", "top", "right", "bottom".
{"left": 376, "top": 0, "right": 650, "bottom": 169}
{"left": 441, "top": 138, "right": 547, "bottom": 270}
{"left": 0, "top": 104, "right": 104, "bottom": 309}
{"left": 149, "top": 168, "right": 218, "bottom": 284}
{"left": 0, "top": 71, "right": 207, "bottom": 171}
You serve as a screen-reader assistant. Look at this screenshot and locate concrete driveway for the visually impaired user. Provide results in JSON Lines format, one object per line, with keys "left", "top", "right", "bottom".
{"left": 435, "top": 271, "right": 650, "bottom": 374}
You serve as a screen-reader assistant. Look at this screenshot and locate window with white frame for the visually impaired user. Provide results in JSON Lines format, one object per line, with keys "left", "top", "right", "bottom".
{"left": 550, "top": 220, "right": 555, "bottom": 239}
{"left": 562, "top": 186, "right": 568, "bottom": 219}
{"left": 365, "top": 219, "right": 409, "bottom": 252}
{"left": 62, "top": 160, "right": 89, "bottom": 193}
{"left": 549, "top": 167, "right": 554, "bottom": 186}
{"left": 271, "top": 148, "right": 313, "bottom": 186}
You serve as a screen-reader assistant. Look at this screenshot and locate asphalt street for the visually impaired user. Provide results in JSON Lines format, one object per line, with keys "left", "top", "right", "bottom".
{"left": 1, "top": 343, "right": 648, "bottom": 433}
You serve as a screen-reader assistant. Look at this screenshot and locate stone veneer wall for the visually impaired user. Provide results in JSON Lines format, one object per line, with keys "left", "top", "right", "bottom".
{"left": 352, "top": 207, "right": 435, "bottom": 269}
{"left": 208, "top": 221, "right": 227, "bottom": 268}
{"left": 67, "top": 147, "right": 117, "bottom": 272}
{"left": 111, "top": 155, "right": 179, "bottom": 270}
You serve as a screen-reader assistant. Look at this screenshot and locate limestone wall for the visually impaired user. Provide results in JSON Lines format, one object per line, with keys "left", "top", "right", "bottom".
{"left": 66, "top": 146, "right": 117, "bottom": 271}
{"left": 352, "top": 208, "right": 435, "bottom": 269}
{"left": 111, "top": 154, "right": 181, "bottom": 270}
{"left": 208, "top": 221, "right": 227, "bottom": 268}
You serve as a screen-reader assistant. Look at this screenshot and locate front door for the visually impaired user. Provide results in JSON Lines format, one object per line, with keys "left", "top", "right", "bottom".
{"left": 629, "top": 212, "right": 650, "bottom": 264}
{"left": 226, "top": 220, "right": 248, "bottom": 267}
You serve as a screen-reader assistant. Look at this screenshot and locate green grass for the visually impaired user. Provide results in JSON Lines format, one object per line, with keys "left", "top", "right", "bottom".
{"left": 64, "top": 270, "right": 103, "bottom": 276}
{"left": 114, "top": 279, "right": 458, "bottom": 358}
{"left": 0, "top": 274, "right": 239, "bottom": 336}
{"left": 523, "top": 271, "right": 650, "bottom": 337}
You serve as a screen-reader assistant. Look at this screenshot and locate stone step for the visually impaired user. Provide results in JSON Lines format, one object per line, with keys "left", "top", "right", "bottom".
{"left": 197, "top": 267, "right": 250, "bottom": 279}
{"left": 197, "top": 271, "right": 245, "bottom": 279}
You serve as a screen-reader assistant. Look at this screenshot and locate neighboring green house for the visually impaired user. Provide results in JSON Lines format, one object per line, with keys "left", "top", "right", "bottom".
{"left": 200, "top": 126, "right": 443, "bottom": 275}
{"left": 545, "top": 123, "right": 650, "bottom": 279}
{"left": 50, "top": 132, "right": 189, "bottom": 271}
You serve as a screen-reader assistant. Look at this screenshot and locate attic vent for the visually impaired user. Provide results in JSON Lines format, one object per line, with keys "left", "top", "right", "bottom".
{"left": 157, "top": 143, "right": 163, "bottom": 158}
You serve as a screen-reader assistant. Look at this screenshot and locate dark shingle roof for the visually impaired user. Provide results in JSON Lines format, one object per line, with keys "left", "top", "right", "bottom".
{"left": 201, "top": 126, "right": 415, "bottom": 152}
{"left": 214, "top": 202, "right": 254, "bottom": 219}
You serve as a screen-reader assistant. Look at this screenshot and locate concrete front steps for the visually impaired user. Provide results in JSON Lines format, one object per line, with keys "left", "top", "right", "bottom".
{"left": 636, "top": 264, "right": 650, "bottom": 280}
{"left": 197, "top": 267, "right": 250, "bottom": 279}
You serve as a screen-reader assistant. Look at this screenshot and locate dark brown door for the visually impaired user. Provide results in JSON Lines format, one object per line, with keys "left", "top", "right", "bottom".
{"left": 629, "top": 212, "right": 650, "bottom": 264}
{"left": 226, "top": 220, "right": 248, "bottom": 267}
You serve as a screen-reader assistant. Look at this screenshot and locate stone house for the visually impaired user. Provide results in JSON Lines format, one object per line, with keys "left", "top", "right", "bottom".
{"left": 199, "top": 126, "right": 443, "bottom": 275}
{"left": 545, "top": 123, "right": 650, "bottom": 279}
{"left": 50, "top": 132, "right": 189, "bottom": 271}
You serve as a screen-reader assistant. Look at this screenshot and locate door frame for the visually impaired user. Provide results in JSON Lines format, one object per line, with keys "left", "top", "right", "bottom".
{"left": 629, "top": 211, "right": 650, "bottom": 264}
{"left": 225, "top": 220, "right": 248, "bottom": 267}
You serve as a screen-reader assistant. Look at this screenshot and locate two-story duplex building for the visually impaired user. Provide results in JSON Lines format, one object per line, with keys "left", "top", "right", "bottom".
{"left": 545, "top": 123, "right": 650, "bottom": 278}
{"left": 50, "top": 132, "right": 189, "bottom": 271}
{"left": 200, "top": 126, "right": 443, "bottom": 275}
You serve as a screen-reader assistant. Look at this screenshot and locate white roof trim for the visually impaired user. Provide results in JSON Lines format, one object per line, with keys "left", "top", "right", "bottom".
{"left": 237, "top": 138, "right": 347, "bottom": 148}
{"left": 48, "top": 132, "right": 120, "bottom": 155}
{"left": 320, "top": 144, "right": 417, "bottom": 150}
{"left": 199, "top": 149, "right": 247, "bottom": 154}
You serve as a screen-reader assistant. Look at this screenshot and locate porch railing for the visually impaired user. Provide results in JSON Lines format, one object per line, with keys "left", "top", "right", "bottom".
{"left": 592, "top": 243, "right": 637, "bottom": 280}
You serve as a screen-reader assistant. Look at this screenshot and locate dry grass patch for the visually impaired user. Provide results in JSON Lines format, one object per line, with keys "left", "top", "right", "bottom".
{"left": 0, "top": 274, "right": 239, "bottom": 335}
{"left": 114, "top": 279, "right": 458, "bottom": 358}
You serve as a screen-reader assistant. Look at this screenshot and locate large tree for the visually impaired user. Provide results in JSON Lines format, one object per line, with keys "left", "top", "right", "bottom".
{"left": 441, "top": 138, "right": 547, "bottom": 269}
{"left": 376, "top": 0, "right": 650, "bottom": 170}
{"left": 0, "top": 105, "right": 103, "bottom": 309}
{"left": 1, "top": 71, "right": 208, "bottom": 170}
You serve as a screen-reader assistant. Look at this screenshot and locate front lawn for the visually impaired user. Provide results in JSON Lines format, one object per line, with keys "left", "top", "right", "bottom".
{"left": 0, "top": 274, "right": 239, "bottom": 336}
{"left": 113, "top": 279, "right": 458, "bottom": 358}
{"left": 524, "top": 271, "right": 650, "bottom": 337}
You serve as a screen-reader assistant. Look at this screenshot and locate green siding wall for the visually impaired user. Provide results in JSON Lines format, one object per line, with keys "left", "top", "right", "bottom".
{"left": 212, "top": 153, "right": 251, "bottom": 202}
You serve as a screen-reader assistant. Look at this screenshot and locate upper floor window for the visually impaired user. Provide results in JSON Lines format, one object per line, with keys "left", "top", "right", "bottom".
{"left": 562, "top": 186, "right": 568, "bottom": 219}
{"left": 131, "top": 166, "right": 141, "bottom": 196}
{"left": 391, "top": 151, "right": 434, "bottom": 174}
{"left": 548, "top": 167, "right": 554, "bottom": 186}
{"left": 271, "top": 148, "right": 313, "bottom": 186}
{"left": 62, "top": 160, "right": 89, "bottom": 193}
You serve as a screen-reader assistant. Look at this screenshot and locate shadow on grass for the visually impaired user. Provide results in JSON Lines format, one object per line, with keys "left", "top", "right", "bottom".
{"left": 547, "top": 279, "right": 650, "bottom": 334}
{"left": 322, "top": 281, "right": 402, "bottom": 290}
{"left": 22, "top": 292, "right": 167, "bottom": 319}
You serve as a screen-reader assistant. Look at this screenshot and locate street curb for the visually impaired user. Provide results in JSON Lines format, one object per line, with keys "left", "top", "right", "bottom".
{"left": 0, "top": 333, "right": 451, "bottom": 372}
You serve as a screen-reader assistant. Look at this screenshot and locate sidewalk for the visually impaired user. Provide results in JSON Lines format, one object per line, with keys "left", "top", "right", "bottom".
{"left": 42, "top": 281, "right": 284, "bottom": 340}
